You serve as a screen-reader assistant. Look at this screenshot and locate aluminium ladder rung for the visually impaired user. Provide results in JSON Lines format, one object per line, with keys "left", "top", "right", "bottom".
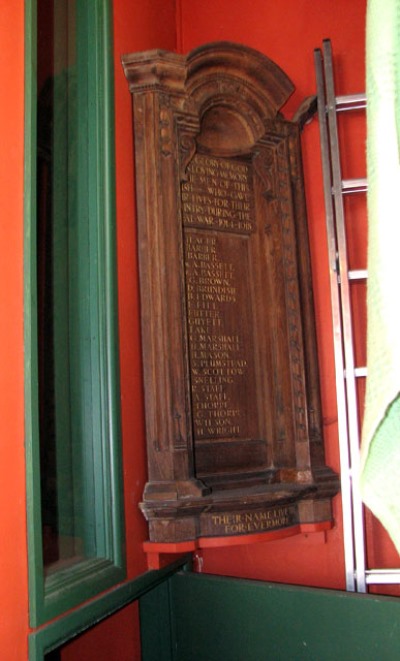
{"left": 338, "top": 269, "right": 368, "bottom": 285}
{"left": 344, "top": 367, "right": 368, "bottom": 378}
{"left": 332, "top": 179, "right": 368, "bottom": 196}
{"left": 342, "top": 178, "right": 368, "bottom": 194}
{"left": 365, "top": 569, "right": 400, "bottom": 585}
{"left": 335, "top": 93, "right": 367, "bottom": 112}
{"left": 348, "top": 269, "right": 368, "bottom": 280}
{"left": 354, "top": 367, "right": 367, "bottom": 377}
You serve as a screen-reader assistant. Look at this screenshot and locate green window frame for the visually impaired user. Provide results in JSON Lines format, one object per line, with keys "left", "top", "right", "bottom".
{"left": 24, "top": 0, "right": 125, "bottom": 627}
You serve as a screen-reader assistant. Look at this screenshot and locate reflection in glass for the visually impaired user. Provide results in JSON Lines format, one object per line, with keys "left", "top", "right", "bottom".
{"left": 37, "top": 0, "right": 91, "bottom": 571}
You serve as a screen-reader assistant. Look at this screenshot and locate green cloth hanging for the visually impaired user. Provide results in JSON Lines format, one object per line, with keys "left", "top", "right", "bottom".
{"left": 360, "top": 0, "right": 400, "bottom": 553}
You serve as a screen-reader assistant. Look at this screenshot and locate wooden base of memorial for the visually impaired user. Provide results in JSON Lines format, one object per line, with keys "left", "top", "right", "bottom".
{"left": 144, "top": 520, "right": 333, "bottom": 570}
{"left": 122, "top": 42, "right": 339, "bottom": 549}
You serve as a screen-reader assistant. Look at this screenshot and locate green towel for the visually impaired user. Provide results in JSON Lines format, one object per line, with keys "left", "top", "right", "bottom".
{"left": 360, "top": 0, "right": 400, "bottom": 553}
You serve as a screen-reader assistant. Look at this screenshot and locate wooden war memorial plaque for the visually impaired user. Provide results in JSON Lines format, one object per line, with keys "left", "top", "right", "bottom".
{"left": 122, "top": 42, "right": 339, "bottom": 543}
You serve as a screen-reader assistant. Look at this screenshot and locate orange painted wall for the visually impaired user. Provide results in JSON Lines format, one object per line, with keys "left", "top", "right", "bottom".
{"left": 0, "top": 2, "right": 29, "bottom": 659}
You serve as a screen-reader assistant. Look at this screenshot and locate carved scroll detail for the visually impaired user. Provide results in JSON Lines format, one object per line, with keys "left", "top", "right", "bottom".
{"left": 275, "top": 136, "right": 308, "bottom": 443}
{"left": 179, "top": 131, "right": 197, "bottom": 181}
{"left": 159, "top": 95, "right": 173, "bottom": 157}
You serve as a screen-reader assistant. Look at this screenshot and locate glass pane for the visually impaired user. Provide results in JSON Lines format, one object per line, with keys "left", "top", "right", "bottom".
{"left": 37, "top": 0, "right": 91, "bottom": 572}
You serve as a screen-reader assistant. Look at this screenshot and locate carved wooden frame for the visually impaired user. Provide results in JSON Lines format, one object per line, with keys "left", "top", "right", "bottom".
{"left": 123, "top": 42, "right": 338, "bottom": 543}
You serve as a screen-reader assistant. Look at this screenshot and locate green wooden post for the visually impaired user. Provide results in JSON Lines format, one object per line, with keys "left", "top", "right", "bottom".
{"left": 140, "top": 580, "right": 175, "bottom": 661}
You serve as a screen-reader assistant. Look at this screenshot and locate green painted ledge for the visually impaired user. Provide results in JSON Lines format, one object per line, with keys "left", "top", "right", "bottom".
{"left": 28, "top": 557, "right": 190, "bottom": 660}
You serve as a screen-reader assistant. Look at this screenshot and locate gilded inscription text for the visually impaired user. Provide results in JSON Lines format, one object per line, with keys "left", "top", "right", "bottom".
{"left": 182, "top": 154, "right": 255, "bottom": 233}
{"left": 211, "top": 507, "right": 292, "bottom": 534}
{"left": 185, "top": 234, "right": 247, "bottom": 438}
{"left": 182, "top": 154, "right": 259, "bottom": 443}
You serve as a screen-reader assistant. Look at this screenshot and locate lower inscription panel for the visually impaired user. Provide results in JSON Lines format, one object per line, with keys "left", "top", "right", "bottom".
{"left": 201, "top": 505, "right": 297, "bottom": 537}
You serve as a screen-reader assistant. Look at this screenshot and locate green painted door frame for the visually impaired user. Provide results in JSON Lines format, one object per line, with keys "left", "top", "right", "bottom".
{"left": 28, "top": 559, "right": 190, "bottom": 660}
{"left": 25, "top": 0, "right": 125, "bottom": 627}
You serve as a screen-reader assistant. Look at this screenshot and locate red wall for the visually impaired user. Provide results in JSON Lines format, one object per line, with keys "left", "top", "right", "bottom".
{"left": 178, "top": 0, "right": 400, "bottom": 596}
{"left": 178, "top": 0, "right": 372, "bottom": 590}
{"left": 0, "top": 1, "right": 176, "bottom": 658}
{"left": 0, "top": 3, "right": 29, "bottom": 659}
{"left": 0, "top": 1, "right": 396, "bottom": 659}
{"left": 113, "top": 0, "right": 178, "bottom": 583}
{"left": 61, "top": 1, "right": 178, "bottom": 659}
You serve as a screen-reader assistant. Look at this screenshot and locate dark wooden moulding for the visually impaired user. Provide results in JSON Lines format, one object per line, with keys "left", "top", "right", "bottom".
{"left": 122, "top": 42, "right": 339, "bottom": 544}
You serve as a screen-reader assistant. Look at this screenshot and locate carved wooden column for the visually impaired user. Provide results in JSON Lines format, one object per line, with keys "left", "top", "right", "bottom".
{"left": 123, "top": 42, "right": 339, "bottom": 543}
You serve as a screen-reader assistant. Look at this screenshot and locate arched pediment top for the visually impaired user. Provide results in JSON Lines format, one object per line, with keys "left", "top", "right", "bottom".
{"left": 122, "top": 42, "right": 295, "bottom": 153}
{"left": 122, "top": 42, "right": 293, "bottom": 118}
{"left": 185, "top": 41, "right": 294, "bottom": 119}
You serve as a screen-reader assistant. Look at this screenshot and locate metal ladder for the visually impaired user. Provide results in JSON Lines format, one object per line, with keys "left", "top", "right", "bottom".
{"left": 314, "top": 39, "right": 400, "bottom": 593}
